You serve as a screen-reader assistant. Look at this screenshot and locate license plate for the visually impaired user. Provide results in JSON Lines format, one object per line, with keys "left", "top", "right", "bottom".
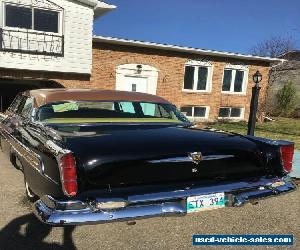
{"left": 186, "top": 192, "right": 225, "bottom": 213}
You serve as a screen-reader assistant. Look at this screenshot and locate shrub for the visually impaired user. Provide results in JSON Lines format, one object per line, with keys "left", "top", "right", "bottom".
{"left": 275, "top": 80, "right": 298, "bottom": 117}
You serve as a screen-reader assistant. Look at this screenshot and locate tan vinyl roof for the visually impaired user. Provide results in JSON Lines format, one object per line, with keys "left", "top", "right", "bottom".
{"left": 27, "top": 89, "right": 171, "bottom": 108}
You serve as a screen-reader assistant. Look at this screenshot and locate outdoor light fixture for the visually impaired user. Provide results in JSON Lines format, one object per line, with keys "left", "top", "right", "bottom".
{"left": 136, "top": 64, "right": 143, "bottom": 74}
{"left": 247, "top": 70, "right": 263, "bottom": 136}
{"left": 253, "top": 70, "right": 262, "bottom": 87}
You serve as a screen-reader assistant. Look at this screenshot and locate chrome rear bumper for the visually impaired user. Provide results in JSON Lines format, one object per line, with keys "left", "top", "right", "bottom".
{"left": 33, "top": 176, "right": 296, "bottom": 226}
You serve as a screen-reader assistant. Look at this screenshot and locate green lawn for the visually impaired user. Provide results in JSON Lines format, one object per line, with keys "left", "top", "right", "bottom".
{"left": 205, "top": 118, "right": 300, "bottom": 150}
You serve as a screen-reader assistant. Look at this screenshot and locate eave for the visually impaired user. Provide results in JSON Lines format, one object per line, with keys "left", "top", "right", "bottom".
{"left": 93, "top": 36, "right": 285, "bottom": 63}
{"left": 76, "top": 0, "right": 116, "bottom": 18}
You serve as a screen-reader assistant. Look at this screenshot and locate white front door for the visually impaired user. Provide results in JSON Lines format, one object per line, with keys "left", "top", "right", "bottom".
{"left": 116, "top": 64, "right": 159, "bottom": 95}
{"left": 123, "top": 76, "right": 148, "bottom": 93}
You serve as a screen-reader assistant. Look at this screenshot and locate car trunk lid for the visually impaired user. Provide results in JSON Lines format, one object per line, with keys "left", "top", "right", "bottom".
{"left": 56, "top": 125, "right": 268, "bottom": 190}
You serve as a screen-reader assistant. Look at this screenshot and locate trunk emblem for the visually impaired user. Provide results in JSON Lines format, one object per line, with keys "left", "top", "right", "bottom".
{"left": 188, "top": 152, "right": 203, "bottom": 165}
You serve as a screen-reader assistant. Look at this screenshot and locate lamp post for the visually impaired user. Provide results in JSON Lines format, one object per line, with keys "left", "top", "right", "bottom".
{"left": 247, "top": 70, "right": 262, "bottom": 136}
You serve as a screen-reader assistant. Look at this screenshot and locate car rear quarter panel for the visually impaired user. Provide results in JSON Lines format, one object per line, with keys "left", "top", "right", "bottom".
{"left": 1, "top": 115, "right": 64, "bottom": 198}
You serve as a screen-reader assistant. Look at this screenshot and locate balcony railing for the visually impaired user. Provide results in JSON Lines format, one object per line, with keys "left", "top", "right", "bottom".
{"left": 0, "top": 28, "right": 64, "bottom": 57}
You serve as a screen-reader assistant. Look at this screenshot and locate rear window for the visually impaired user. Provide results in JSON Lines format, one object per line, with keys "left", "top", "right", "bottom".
{"left": 36, "top": 101, "right": 189, "bottom": 124}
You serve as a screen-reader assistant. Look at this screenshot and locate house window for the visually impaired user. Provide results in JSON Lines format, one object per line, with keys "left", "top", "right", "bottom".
{"left": 219, "top": 107, "right": 244, "bottom": 119}
{"left": 183, "top": 64, "right": 212, "bottom": 92}
{"left": 181, "top": 106, "right": 209, "bottom": 119}
{"left": 34, "top": 9, "right": 59, "bottom": 33}
{"left": 222, "top": 68, "right": 247, "bottom": 93}
{"left": 5, "top": 5, "right": 32, "bottom": 29}
{"left": 5, "top": 4, "right": 60, "bottom": 33}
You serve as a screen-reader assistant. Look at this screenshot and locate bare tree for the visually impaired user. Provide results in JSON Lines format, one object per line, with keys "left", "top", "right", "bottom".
{"left": 249, "top": 36, "right": 296, "bottom": 57}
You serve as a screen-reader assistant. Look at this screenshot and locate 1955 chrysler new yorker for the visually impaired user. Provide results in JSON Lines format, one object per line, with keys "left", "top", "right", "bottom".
{"left": 0, "top": 89, "right": 296, "bottom": 226}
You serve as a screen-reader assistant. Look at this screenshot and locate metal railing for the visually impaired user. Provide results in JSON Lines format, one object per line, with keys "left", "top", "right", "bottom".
{"left": 0, "top": 28, "right": 64, "bottom": 56}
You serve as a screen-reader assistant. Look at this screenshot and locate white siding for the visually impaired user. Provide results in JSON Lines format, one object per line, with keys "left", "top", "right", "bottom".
{"left": 0, "top": 0, "right": 94, "bottom": 74}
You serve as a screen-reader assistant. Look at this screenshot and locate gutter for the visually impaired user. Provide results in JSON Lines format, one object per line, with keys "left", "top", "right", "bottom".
{"left": 77, "top": 0, "right": 99, "bottom": 6}
{"left": 76, "top": 0, "right": 116, "bottom": 18}
{"left": 94, "top": 1, "right": 117, "bottom": 17}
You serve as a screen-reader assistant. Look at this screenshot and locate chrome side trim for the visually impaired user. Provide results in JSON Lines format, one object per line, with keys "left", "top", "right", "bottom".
{"left": 4, "top": 130, "right": 41, "bottom": 170}
{"left": 203, "top": 155, "right": 235, "bottom": 161}
{"left": 11, "top": 144, "right": 39, "bottom": 171}
{"left": 148, "top": 155, "right": 235, "bottom": 164}
{"left": 32, "top": 176, "right": 296, "bottom": 226}
{"left": 0, "top": 113, "right": 7, "bottom": 120}
{"left": 0, "top": 128, "right": 8, "bottom": 144}
{"left": 45, "top": 140, "right": 69, "bottom": 156}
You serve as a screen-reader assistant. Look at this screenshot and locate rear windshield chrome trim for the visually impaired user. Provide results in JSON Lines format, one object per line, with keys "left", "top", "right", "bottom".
{"left": 44, "top": 122, "right": 193, "bottom": 127}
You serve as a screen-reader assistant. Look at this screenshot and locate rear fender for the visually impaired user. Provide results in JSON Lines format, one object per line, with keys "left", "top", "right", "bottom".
{"left": 245, "top": 136, "right": 294, "bottom": 175}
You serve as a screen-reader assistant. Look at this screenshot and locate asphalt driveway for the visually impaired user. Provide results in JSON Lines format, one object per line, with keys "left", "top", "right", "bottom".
{"left": 0, "top": 151, "right": 299, "bottom": 250}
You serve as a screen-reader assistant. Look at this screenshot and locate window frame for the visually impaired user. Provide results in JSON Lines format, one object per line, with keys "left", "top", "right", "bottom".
{"left": 218, "top": 107, "right": 245, "bottom": 120}
{"left": 221, "top": 65, "right": 248, "bottom": 95}
{"left": 3, "top": 2, "right": 63, "bottom": 35}
{"left": 182, "top": 61, "right": 213, "bottom": 93}
{"left": 180, "top": 105, "right": 210, "bottom": 120}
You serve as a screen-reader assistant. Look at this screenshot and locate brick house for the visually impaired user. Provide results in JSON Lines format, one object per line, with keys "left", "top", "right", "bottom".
{"left": 0, "top": 0, "right": 282, "bottom": 121}
{"left": 87, "top": 37, "right": 282, "bottom": 121}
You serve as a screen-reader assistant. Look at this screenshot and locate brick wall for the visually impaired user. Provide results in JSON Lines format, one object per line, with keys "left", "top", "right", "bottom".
{"left": 88, "top": 42, "right": 271, "bottom": 121}
{"left": 0, "top": 42, "right": 271, "bottom": 121}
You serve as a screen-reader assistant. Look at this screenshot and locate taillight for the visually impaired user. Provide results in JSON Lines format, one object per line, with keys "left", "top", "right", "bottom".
{"left": 60, "top": 153, "right": 78, "bottom": 196}
{"left": 280, "top": 144, "right": 294, "bottom": 173}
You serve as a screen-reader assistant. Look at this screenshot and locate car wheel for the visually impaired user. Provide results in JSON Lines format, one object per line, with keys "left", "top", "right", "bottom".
{"left": 24, "top": 177, "right": 38, "bottom": 203}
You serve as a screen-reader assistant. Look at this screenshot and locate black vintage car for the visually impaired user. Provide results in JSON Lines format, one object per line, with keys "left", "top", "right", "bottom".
{"left": 0, "top": 89, "right": 296, "bottom": 226}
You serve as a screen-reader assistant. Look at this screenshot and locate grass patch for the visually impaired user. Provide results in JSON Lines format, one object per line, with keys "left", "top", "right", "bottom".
{"left": 205, "top": 117, "right": 300, "bottom": 150}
